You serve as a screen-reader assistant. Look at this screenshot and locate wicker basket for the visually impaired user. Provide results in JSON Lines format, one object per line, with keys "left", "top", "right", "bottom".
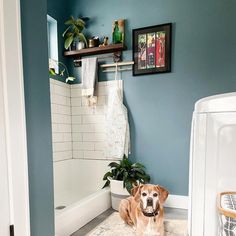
{"left": 217, "top": 192, "right": 236, "bottom": 236}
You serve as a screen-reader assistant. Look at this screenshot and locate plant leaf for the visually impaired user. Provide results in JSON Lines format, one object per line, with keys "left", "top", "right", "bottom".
{"left": 108, "top": 162, "right": 120, "bottom": 168}
{"left": 64, "top": 19, "right": 74, "bottom": 25}
{"left": 103, "top": 172, "right": 113, "bottom": 180}
{"left": 125, "top": 181, "right": 133, "bottom": 194}
{"left": 62, "top": 26, "right": 71, "bottom": 37}
{"left": 76, "top": 18, "right": 85, "bottom": 27}
{"left": 64, "top": 35, "right": 74, "bottom": 50}
{"left": 49, "top": 68, "right": 56, "bottom": 76}
{"left": 59, "top": 69, "right": 65, "bottom": 76}
{"left": 78, "top": 33, "right": 88, "bottom": 47}
{"left": 102, "top": 180, "right": 110, "bottom": 189}
{"left": 70, "top": 15, "right": 75, "bottom": 22}
{"left": 132, "top": 163, "right": 145, "bottom": 169}
{"left": 66, "top": 77, "right": 76, "bottom": 83}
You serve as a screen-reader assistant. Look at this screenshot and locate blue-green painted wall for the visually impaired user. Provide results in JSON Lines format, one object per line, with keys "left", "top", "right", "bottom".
{"left": 20, "top": 0, "right": 54, "bottom": 235}
{"left": 68, "top": 0, "right": 236, "bottom": 195}
{"left": 47, "top": 0, "right": 74, "bottom": 83}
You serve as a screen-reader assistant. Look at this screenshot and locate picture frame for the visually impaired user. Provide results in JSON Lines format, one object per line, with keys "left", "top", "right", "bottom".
{"left": 132, "top": 23, "right": 172, "bottom": 76}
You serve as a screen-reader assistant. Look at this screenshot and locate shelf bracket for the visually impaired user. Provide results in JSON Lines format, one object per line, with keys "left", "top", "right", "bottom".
{"left": 113, "top": 51, "right": 122, "bottom": 63}
{"left": 74, "top": 58, "right": 82, "bottom": 67}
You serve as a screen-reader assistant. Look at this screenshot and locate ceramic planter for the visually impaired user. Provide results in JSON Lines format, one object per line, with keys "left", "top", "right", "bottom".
{"left": 109, "top": 179, "right": 130, "bottom": 211}
{"left": 76, "top": 41, "right": 85, "bottom": 50}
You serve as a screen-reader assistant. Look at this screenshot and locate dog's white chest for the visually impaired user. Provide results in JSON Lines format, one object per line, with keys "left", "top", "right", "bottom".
{"left": 143, "top": 218, "right": 160, "bottom": 236}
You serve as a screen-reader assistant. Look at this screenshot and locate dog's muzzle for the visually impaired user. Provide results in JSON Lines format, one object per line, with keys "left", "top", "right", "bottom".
{"left": 142, "top": 200, "right": 160, "bottom": 218}
{"left": 147, "top": 197, "right": 153, "bottom": 207}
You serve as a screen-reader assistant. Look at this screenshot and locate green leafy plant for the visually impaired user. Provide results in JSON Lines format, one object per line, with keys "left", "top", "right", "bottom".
{"left": 62, "top": 16, "right": 88, "bottom": 50}
{"left": 102, "top": 155, "right": 151, "bottom": 193}
{"left": 49, "top": 59, "right": 76, "bottom": 83}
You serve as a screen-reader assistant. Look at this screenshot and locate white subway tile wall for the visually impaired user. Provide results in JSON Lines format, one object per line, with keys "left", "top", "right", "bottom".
{"left": 50, "top": 79, "right": 72, "bottom": 161}
{"left": 50, "top": 79, "right": 122, "bottom": 162}
{"left": 71, "top": 81, "right": 110, "bottom": 160}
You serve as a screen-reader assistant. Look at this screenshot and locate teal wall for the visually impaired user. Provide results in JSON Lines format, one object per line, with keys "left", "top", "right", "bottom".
{"left": 47, "top": 0, "right": 74, "bottom": 83}
{"left": 68, "top": 0, "right": 236, "bottom": 195}
{"left": 20, "top": 0, "right": 54, "bottom": 235}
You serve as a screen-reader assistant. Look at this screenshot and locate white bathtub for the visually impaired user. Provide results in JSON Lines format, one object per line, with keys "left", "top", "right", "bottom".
{"left": 54, "top": 159, "right": 112, "bottom": 236}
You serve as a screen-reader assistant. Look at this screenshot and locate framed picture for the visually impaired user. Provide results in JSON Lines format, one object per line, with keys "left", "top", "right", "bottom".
{"left": 132, "top": 23, "right": 172, "bottom": 76}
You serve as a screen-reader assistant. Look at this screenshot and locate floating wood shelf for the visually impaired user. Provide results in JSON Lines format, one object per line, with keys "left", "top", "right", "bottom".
{"left": 64, "top": 43, "right": 127, "bottom": 66}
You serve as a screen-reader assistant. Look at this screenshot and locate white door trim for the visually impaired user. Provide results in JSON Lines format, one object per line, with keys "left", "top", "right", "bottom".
{"left": 0, "top": 0, "right": 30, "bottom": 235}
{"left": 0, "top": 48, "right": 11, "bottom": 236}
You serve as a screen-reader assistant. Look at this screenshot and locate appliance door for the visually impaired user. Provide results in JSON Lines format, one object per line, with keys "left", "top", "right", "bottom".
{"left": 204, "top": 112, "right": 236, "bottom": 236}
{"left": 188, "top": 113, "right": 207, "bottom": 236}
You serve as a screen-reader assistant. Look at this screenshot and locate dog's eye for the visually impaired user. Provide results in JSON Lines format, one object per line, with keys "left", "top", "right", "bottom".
{"left": 153, "top": 193, "right": 158, "bottom": 197}
{"left": 142, "top": 192, "right": 147, "bottom": 197}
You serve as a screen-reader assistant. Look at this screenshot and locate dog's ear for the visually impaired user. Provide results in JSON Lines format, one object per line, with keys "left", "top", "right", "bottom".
{"left": 156, "top": 185, "right": 169, "bottom": 204}
{"left": 131, "top": 184, "right": 143, "bottom": 202}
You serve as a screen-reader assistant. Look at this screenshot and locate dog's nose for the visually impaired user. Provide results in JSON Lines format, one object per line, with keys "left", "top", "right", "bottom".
{"left": 147, "top": 198, "right": 153, "bottom": 206}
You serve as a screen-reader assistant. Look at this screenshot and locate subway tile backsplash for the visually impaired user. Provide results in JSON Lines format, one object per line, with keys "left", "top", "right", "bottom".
{"left": 50, "top": 78, "right": 122, "bottom": 162}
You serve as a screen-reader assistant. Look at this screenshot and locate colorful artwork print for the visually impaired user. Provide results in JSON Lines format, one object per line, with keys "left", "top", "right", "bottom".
{"left": 133, "top": 23, "right": 171, "bottom": 76}
{"left": 147, "top": 33, "right": 156, "bottom": 68}
{"left": 156, "top": 31, "right": 165, "bottom": 68}
{"left": 138, "top": 31, "right": 165, "bottom": 70}
{"left": 138, "top": 34, "right": 147, "bottom": 69}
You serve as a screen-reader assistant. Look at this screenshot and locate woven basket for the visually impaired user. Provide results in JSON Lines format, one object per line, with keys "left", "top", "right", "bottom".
{"left": 217, "top": 192, "right": 236, "bottom": 236}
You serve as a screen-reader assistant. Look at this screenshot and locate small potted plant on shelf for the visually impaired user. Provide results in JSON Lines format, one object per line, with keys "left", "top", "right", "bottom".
{"left": 62, "top": 16, "right": 88, "bottom": 50}
{"left": 102, "top": 155, "right": 150, "bottom": 210}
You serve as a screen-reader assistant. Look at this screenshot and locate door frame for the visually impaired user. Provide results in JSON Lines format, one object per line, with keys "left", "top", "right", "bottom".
{"left": 0, "top": 0, "right": 30, "bottom": 235}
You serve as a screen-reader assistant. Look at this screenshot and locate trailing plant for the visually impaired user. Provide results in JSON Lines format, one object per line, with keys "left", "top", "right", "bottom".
{"left": 49, "top": 58, "right": 75, "bottom": 83}
{"left": 62, "top": 16, "right": 88, "bottom": 50}
{"left": 102, "top": 155, "right": 150, "bottom": 193}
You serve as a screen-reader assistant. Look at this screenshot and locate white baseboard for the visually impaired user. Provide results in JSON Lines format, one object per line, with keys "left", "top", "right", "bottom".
{"left": 164, "top": 194, "right": 189, "bottom": 210}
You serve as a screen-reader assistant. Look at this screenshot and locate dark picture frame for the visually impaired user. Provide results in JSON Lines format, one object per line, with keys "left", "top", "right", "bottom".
{"left": 132, "top": 23, "right": 172, "bottom": 76}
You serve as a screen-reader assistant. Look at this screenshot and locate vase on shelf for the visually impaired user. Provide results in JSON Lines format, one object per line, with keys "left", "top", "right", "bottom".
{"left": 112, "top": 19, "right": 125, "bottom": 44}
{"left": 76, "top": 41, "right": 85, "bottom": 50}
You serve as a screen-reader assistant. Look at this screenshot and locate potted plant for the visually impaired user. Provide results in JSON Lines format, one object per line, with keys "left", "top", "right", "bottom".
{"left": 62, "top": 16, "right": 88, "bottom": 50}
{"left": 103, "top": 155, "right": 150, "bottom": 210}
{"left": 49, "top": 58, "right": 76, "bottom": 83}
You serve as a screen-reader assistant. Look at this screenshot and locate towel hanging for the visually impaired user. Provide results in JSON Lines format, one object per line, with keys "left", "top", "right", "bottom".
{"left": 81, "top": 57, "right": 98, "bottom": 106}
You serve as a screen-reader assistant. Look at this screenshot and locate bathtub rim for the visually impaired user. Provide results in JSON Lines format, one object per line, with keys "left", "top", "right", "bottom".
{"left": 55, "top": 187, "right": 110, "bottom": 216}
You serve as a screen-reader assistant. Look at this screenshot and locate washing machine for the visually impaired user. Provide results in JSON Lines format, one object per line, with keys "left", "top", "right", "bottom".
{"left": 188, "top": 92, "right": 236, "bottom": 236}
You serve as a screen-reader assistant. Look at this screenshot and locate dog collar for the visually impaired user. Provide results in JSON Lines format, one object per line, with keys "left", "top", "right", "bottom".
{"left": 142, "top": 210, "right": 159, "bottom": 218}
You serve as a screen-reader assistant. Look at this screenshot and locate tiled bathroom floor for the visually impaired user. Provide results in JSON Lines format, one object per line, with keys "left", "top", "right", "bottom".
{"left": 71, "top": 207, "right": 188, "bottom": 236}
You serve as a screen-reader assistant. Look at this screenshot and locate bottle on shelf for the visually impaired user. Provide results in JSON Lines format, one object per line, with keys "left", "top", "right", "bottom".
{"left": 112, "top": 20, "right": 122, "bottom": 44}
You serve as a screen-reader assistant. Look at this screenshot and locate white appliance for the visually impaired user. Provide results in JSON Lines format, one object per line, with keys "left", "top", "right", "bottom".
{"left": 188, "top": 93, "right": 236, "bottom": 236}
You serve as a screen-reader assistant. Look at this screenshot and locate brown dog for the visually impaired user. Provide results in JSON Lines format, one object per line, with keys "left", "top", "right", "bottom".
{"left": 119, "top": 184, "right": 169, "bottom": 236}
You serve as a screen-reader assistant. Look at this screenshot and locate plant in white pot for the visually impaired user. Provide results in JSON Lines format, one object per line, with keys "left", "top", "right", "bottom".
{"left": 62, "top": 16, "right": 88, "bottom": 50}
{"left": 102, "top": 155, "right": 150, "bottom": 210}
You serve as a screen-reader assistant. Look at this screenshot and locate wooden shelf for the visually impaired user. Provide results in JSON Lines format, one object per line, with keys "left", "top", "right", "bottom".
{"left": 64, "top": 43, "right": 127, "bottom": 58}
